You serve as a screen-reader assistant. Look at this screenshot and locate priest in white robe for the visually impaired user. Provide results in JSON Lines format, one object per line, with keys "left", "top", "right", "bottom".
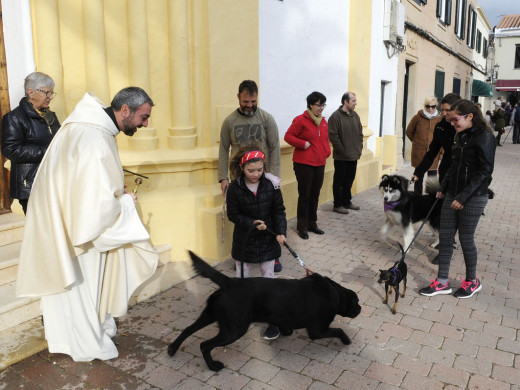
{"left": 16, "top": 87, "right": 159, "bottom": 361}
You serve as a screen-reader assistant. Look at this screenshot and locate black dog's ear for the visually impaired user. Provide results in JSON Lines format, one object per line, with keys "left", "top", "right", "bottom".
{"left": 381, "top": 174, "right": 389, "bottom": 181}
{"left": 396, "top": 176, "right": 409, "bottom": 191}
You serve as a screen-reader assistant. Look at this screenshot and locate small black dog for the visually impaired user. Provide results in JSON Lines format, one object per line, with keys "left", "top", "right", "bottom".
{"left": 378, "top": 244, "right": 407, "bottom": 314}
{"left": 168, "top": 251, "right": 361, "bottom": 371}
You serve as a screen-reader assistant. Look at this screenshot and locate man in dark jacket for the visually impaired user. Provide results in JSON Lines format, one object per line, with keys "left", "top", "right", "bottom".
{"left": 328, "top": 92, "right": 363, "bottom": 214}
{"left": 412, "top": 93, "right": 461, "bottom": 185}
{"left": 1, "top": 72, "right": 60, "bottom": 214}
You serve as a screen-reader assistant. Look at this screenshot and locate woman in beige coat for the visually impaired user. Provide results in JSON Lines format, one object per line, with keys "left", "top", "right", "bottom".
{"left": 406, "top": 96, "right": 442, "bottom": 194}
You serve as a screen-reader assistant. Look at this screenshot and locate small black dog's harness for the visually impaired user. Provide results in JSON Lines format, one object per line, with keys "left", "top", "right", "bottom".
{"left": 388, "top": 265, "right": 402, "bottom": 284}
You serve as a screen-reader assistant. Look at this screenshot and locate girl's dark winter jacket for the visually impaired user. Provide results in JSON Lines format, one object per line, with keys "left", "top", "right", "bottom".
{"left": 441, "top": 126, "right": 496, "bottom": 205}
{"left": 227, "top": 173, "right": 287, "bottom": 263}
{"left": 1, "top": 98, "right": 60, "bottom": 200}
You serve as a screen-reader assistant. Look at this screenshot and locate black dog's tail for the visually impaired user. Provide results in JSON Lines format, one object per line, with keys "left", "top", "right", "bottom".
{"left": 188, "top": 250, "right": 230, "bottom": 289}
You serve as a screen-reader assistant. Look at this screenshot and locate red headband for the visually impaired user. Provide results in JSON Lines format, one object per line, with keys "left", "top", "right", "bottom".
{"left": 240, "top": 151, "right": 265, "bottom": 166}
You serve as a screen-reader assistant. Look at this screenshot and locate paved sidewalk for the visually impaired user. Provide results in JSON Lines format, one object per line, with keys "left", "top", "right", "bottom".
{"left": 1, "top": 142, "right": 520, "bottom": 390}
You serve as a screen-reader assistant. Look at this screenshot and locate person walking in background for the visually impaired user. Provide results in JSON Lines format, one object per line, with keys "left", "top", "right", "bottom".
{"left": 420, "top": 100, "right": 495, "bottom": 299}
{"left": 512, "top": 102, "right": 520, "bottom": 144}
{"left": 218, "top": 80, "right": 282, "bottom": 272}
{"left": 504, "top": 102, "right": 512, "bottom": 128}
{"left": 226, "top": 145, "right": 287, "bottom": 340}
{"left": 16, "top": 87, "right": 159, "bottom": 361}
{"left": 493, "top": 101, "right": 506, "bottom": 146}
{"left": 406, "top": 96, "right": 442, "bottom": 194}
{"left": 284, "top": 91, "right": 330, "bottom": 240}
{"left": 328, "top": 92, "right": 363, "bottom": 215}
{"left": 485, "top": 110, "right": 493, "bottom": 128}
{"left": 1, "top": 72, "right": 60, "bottom": 214}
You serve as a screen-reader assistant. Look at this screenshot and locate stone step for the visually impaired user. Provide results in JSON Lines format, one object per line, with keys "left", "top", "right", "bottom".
{"left": 0, "top": 282, "right": 41, "bottom": 330}
{"left": 0, "top": 241, "right": 22, "bottom": 286}
{"left": 0, "top": 317, "right": 45, "bottom": 371}
{"left": 0, "top": 213, "right": 24, "bottom": 247}
{"left": 0, "top": 244, "right": 173, "bottom": 370}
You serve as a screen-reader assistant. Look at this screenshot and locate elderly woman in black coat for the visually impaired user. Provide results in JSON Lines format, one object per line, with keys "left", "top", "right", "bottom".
{"left": 1, "top": 71, "right": 60, "bottom": 214}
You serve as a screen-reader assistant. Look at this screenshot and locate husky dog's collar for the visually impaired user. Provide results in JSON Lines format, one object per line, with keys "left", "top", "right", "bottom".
{"left": 384, "top": 199, "right": 403, "bottom": 212}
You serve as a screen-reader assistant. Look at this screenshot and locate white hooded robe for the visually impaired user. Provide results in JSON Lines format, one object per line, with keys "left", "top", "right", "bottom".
{"left": 16, "top": 92, "right": 158, "bottom": 361}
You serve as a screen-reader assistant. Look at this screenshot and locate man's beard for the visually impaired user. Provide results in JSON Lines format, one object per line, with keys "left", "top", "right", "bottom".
{"left": 123, "top": 127, "right": 136, "bottom": 136}
{"left": 122, "top": 115, "right": 137, "bottom": 136}
{"left": 240, "top": 106, "right": 257, "bottom": 117}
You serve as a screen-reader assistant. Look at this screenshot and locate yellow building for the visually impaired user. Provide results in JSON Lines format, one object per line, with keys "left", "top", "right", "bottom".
{"left": 1, "top": 0, "right": 384, "bottom": 296}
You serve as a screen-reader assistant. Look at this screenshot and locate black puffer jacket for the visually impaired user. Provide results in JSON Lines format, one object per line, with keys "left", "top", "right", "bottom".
{"left": 414, "top": 117, "right": 455, "bottom": 183}
{"left": 441, "top": 126, "right": 496, "bottom": 205}
{"left": 1, "top": 98, "right": 60, "bottom": 199}
{"left": 227, "top": 173, "right": 287, "bottom": 263}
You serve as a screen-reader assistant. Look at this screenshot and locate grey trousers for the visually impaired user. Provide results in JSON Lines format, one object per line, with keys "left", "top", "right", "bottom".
{"left": 437, "top": 194, "right": 488, "bottom": 281}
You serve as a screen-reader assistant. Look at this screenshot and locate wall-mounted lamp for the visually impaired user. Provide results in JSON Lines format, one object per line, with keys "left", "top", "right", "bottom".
{"left": 494, "top": 64, "right": 500, "bottom": 81}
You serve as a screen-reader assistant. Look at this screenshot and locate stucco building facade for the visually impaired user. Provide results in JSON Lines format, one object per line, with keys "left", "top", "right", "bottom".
{"left": 0, "top": 0, "right": 391, "bottom": 306}
{"left": 395, "top": 0, "right": 484, "bottom": 162}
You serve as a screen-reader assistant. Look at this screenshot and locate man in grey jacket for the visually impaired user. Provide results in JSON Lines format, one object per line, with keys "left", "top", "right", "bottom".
{"left": 328, "top": 92, "right": 363, "bottom": 214}
{"left": 218, "top": 80, "right": 282, "bottom": 272}
{"left": 218, "top": 80, "right": 280, "bottom": 195}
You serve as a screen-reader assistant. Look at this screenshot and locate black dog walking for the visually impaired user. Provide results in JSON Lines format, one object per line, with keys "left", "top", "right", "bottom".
{"left": 168, "top": 251, "right": 361, "bottom": 371}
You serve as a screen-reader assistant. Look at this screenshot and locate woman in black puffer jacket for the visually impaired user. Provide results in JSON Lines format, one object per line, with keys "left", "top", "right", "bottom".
{"left": 1, "top": 72, "right": 60, "bottom": 214}
{"left": 420, "top": 99, "right": 495, "bottom": 300}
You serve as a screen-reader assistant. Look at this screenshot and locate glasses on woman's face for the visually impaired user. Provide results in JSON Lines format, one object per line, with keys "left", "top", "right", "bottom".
{"left": 449, "top": 114, "right": 469, "bottom": 124}
{"left": 425, "top": 104, "right": 437, "bottom": 109}
{"left": 313, "top": 103, "right": 326, "bottom": 109}
{"left": 36, "top": 89, "right": 57, "bottom": 98}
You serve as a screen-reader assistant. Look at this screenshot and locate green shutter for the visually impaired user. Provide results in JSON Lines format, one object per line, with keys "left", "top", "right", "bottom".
{"left": 435, "top": 70, "right": 446, "bottom": 102}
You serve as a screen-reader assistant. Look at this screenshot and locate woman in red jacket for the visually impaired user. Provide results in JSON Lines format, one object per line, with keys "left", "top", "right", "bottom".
{"left": 284, "top": 91, "right": 331, "bottom": 239}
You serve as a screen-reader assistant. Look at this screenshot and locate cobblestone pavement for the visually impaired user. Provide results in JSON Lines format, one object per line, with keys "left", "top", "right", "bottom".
{"left": 1, "top": 141, "right": 520, "bottom": 390}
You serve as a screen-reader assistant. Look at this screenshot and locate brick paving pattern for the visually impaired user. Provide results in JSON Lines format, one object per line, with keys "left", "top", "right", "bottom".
{"left": 1, "top": 142, "right": 519, "bottom": 389}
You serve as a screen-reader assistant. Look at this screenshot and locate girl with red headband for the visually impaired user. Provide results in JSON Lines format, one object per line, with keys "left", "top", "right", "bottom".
{"left": 226, "top": 145, "right": 287, "bottom": 340}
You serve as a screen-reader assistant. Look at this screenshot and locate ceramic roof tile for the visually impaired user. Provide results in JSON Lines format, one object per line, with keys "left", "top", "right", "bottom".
{"left": 497, "top": 14, "right": 520, "bottom": 29}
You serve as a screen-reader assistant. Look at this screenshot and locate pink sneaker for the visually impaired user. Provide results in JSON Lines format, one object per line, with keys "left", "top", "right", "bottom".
{"left": 419, "top": 278, "right": 452, "bottom": 296}
{"left": 454, "top": 277, "right": 482, "bottom": 298}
